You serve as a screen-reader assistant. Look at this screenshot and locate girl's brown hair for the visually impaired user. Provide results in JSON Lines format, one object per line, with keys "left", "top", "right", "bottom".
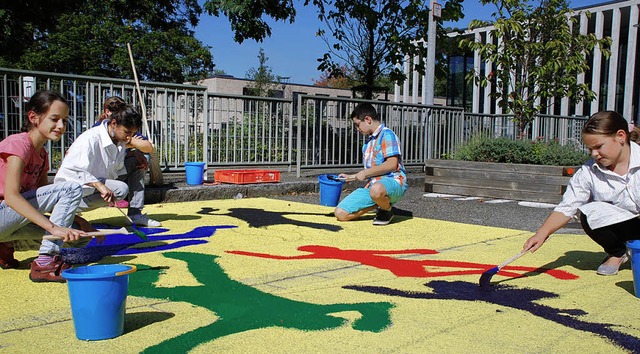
{"left": 582, "top": 111, "right": 640, "bottom": 144}
{"left": 21, "top": 90, "right": 68, "bottom": 132}
{"left": 98, "top": 96, "right": 126, "bottom": 122}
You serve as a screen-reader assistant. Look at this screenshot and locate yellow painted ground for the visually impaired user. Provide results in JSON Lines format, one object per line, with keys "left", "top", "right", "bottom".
{"left": 1, "top": 198, "right": 639, "bottom": 353}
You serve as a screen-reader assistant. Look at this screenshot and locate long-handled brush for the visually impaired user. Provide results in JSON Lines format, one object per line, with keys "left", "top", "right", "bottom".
{"left": 479, "top": 250, "right": 529, "bottom": 289}
{"left": 113, "top": 205, "right": 148, "bottom": 240}
{"left": 327, "top": 174, "right": 354, "bottom": 182}
{"left": 42, "top": 227, "right": 145, "bottom": 265}
{"left": 42, "top": 227, "right": 129, "bottom": 240}
{"left": 127, "top": 42, "right": 164, "bottom": 186}
{"left": 60, "top": 241, "right": 143, "bottom": 265}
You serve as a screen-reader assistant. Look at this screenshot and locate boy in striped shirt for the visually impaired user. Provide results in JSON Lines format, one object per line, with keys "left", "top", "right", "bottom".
{"left": 334, "top": 103, "right": 407, "bottom": 225}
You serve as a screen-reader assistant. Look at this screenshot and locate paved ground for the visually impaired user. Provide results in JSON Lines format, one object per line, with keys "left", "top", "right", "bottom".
{"left": 153, "top": 169, "right": 584, "bottom": 234}
{"left": 4, "top": 171, "right": 638, "bottom": 353}
{"left": 268, "top": 173, "right": 584, "bottom": 235}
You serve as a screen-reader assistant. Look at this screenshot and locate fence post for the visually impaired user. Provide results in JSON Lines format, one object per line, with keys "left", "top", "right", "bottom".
{"left": 296, "top": 94, "right": 302, "bottom": 177}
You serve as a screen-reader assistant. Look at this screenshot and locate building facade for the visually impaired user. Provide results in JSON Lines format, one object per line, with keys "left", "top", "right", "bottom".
{"left": 395, "top": 0, "right": 640, "bottom": 123}
{"left": 198, "top": 75, "right": 355, "bottom": 102}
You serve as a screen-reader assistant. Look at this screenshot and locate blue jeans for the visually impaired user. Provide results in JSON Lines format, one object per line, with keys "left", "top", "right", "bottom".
{"left": 79, "top": 178, "right": 129, "bottom": 211}
{"left": 77, "top": 154, "right": 144, "bottom": 215}
{"left": 121, "top": 153, "right": 146, "bottom": 216}
{"left": 0, "top": 181, "right": 83, "bottom": 255}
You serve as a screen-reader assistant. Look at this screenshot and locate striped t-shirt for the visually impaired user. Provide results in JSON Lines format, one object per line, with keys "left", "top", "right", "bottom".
{"left": 363, "top": 123, "right": 406, "bottom": 187}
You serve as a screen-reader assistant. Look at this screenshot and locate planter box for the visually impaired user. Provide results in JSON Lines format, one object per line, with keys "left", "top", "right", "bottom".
{"left": 424, "top": 159, "right": 577, "bottom": 204}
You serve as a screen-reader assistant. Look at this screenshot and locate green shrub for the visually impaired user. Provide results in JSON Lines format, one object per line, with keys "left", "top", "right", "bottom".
{"left": 446, "top": 137, "right": 590, "bottom": 166}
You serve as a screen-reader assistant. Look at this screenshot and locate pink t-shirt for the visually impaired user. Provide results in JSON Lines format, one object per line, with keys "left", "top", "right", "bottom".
{"left": 0, "top": 132, "right": 49, "bottom": 201}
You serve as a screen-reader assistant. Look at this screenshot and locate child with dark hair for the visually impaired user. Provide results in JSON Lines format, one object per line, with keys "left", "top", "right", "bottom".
{"left": 55, "top": 104, "right": 160, "bottom": 226}
{"left": 0, "top": 90, "right": 90, "bottom": 282}
{"left": 524, "top": 111, "right": 640, "bottom": 276}
{"left": 93, "top": 97, "right": 158, "bottom": 220}
{"left": 334, "top": 103, "right": 408, "bottom": 225}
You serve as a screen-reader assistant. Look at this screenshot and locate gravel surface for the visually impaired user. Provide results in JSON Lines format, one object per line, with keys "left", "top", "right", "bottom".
{"left": 158, "top": 169, "right": 584, "bottom": 235}
{"left": 271, "top": 182, "right": 585, "bottom": 235}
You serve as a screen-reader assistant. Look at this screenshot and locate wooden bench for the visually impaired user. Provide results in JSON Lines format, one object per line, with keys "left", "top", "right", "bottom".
{"left": 424, "top": 159, "right": 577, "bottom": 204}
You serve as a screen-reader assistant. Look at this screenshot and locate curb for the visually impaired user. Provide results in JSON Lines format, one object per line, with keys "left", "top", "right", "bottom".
{"left": 145, "top": 180, "right": 319, "bottom": 203}
{"left": 144, "top": 173, "right": 424, "bottom": 204}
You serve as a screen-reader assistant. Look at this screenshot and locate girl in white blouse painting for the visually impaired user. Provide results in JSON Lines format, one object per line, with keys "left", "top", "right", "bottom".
{"left": 524, "top": 111, "right": 640, "bottom": 276}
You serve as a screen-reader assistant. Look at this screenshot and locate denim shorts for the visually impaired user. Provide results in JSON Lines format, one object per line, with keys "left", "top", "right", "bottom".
{"left": 336, "top": 177, "right": 407, "bottom": 214}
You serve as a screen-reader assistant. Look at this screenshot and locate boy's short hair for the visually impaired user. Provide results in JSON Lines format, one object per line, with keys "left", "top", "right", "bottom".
{"left": 111, "top": 105, "right": 142, "bottom": 130}
{"left": 351, "top": 103, "right": 379, "bottom": 121}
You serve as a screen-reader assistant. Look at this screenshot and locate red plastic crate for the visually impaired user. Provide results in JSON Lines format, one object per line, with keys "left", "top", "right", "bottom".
{"left": 214, "top": 169, "right": 281, "bottom": 184}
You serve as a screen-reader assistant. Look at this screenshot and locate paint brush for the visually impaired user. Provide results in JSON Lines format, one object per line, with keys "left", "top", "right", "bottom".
{"left": 60, "top": 242, "right": 141, "bottom": 265}
{"left": 327, "top": 175, "right": 352, "bottom": 182}
{"left": 113, "top": 205, "right": 148, "bottom": 240}
{"left": 479, "top": 250, "right": 529, "bottom": 289}
{"left": 43, "top": 227, "right": 129, "bottom": 240}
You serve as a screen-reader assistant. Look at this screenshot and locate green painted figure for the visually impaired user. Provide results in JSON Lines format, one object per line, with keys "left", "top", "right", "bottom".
{"left": 129, "top": 252, "right": 394, "bottom": 353}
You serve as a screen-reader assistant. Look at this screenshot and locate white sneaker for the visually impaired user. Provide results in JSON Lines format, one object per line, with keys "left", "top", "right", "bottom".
{"left": 127, "top": 214, "right": 161, "bottom": 227}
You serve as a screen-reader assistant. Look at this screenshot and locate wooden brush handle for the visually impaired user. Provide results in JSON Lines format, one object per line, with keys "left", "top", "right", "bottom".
{"left": 127, "top": 43, "right": 152, "bottom": 143}
{"left": 42, "top": 227, "right": 129, "bottom": 240}
{"left": 498, "top": 250, "right": 529, "bottom": 269}
{"left": 114, "top": 205, "right": 133, "bottom": 224}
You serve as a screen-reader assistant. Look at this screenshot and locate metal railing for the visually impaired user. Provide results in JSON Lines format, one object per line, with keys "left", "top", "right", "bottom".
{"left": 1, "top": 68, "right": 588, "bottom": 178}
{"left": 463, "top": 112, "right": 588, "bottom": 148}
{"left": 204, "top": 93, "right": 293, "bottom": 168}
{"left": 0, "top": 69, "right": 295, "bottom": 172}
{"left": 294, "top": 96, "right": 466, "bottom": 173}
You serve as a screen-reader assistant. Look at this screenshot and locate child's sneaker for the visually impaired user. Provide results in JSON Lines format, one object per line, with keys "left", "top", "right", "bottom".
{"left": 0, "top": 242, "right": 20, "bottom": 269}
{"left": 29, "top": 256, "right": 71, "bottom": 283}
{"left": 373, "top": 208, "right": 394, "bottom": 225}
{"left": 127, "top": 214, "right": 161, "bottom": 227}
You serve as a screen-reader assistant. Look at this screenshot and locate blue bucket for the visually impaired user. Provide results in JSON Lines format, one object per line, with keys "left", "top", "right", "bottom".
{"left": 627, "top": 240, "right": 640, "bottom": 298}
{"left": 185, "top": 162, "right": 206, "bottom": 185}
{"left": 318, "top": 174, "right": 345, "bottom": 207}
{"left": 62, "top": 264, "right": 137, "bottom": 340}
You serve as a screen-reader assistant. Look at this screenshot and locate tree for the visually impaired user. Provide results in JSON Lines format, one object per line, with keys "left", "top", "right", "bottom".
{"left": 460, "top": 0, "right": 611, "bottom": 138}
{"left": 245, "top": 48, "right": 278, "bottom": 97}
{"left": 1, "top": 0, "right": 215, "bottom": 82}
{"left": 316, "top": 0, "right": 465, "bottom": 99}
{"left": 312, "top": 66, "right": 355, "bottom": 88}
{"left": 203, "top": 0, "right": 296, "bottom": 43}
{"left": 202, "top": 0, "right": 464, "bottom": 99}
{"left": 0, "top": 1, "right": 82, "bottom": 68}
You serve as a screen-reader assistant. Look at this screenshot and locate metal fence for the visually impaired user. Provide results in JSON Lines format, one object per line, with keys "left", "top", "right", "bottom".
{"left": 1, "top": 68, "right": 588, "bottom": 178}
{"left": 295, "top": 96, "right": 467, "bottom": 171}
{"left": 462, "top": 113, "right": 588, "bottom": 146}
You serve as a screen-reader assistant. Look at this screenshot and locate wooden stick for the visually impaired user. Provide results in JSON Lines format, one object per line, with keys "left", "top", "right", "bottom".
{"left": 43, "top": 227, "right": 129, "bottom": 240}
{"left": 496, "top": 250, "right": 528, "bottom": 270}
{"left": 127, "top": 43, "right": 164, "bottom": 186}
{"left": 113, "top": 202, "right": 133, "bottom": 224}
{"left": 126, "top": 43, "right": 151, "bottom": 140}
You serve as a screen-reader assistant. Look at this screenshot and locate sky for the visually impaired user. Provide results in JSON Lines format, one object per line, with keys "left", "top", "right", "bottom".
{"left": 194, "top": 0, "right": 607, "bottom": 85}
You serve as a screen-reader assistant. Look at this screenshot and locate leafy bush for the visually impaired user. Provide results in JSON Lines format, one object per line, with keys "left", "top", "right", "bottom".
{"left": 446, "top": 137, "right": 590, "bottom": 166}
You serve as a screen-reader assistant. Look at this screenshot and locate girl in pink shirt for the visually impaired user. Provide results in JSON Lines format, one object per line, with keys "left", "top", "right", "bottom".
{"left": 0, "top": 90, "right": 89, "bottom": 282}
